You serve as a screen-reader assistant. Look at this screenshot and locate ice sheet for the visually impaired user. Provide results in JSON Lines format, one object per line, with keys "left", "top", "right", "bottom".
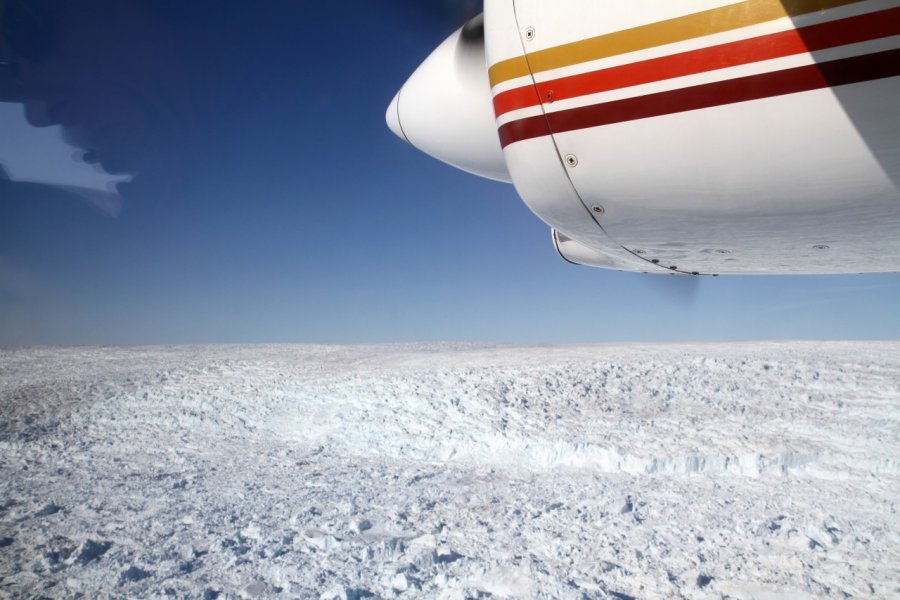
{"left": 1, "top": 342, "right": 898, "bottom": 598}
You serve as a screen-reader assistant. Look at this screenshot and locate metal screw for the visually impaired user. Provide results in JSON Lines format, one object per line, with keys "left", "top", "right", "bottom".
{"left": 591, "top": 205, "right": 604, "bottom": 215}
{"left": 524, "top": 27, "right": 535, "bottom": 41}
{"left": 565, "top": 154, "right": 578, "bottom": 167}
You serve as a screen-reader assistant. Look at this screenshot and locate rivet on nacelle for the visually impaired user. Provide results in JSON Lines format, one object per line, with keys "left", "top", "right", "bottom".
{"left": 565, "top": 154, "right": 578, "bottom": 167}
{"left": 524, "top": 27, "right": 535, "bottom": 41}
{"left": 591, "top": 205, "right": 605, "bottom": 215}
{"left": 813, "top": 244, "right": 830, "bottom": 250}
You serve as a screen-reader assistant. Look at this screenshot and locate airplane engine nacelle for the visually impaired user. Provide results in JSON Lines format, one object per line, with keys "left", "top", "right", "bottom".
{"left": 389, "top": 0, "right": 900, "bottom": 275}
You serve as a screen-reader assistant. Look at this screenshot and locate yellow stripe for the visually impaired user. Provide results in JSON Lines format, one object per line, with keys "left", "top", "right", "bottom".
{"left": 489, "top": 0, "right": 868, "bottom": 87}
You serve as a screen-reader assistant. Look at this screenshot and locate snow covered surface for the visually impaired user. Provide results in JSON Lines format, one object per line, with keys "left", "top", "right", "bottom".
{"left": 1, "top": 342, "right": 898, "bottom": 599}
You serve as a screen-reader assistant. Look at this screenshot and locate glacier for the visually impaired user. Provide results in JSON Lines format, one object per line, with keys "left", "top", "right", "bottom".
{"left": 1, "top": 342, "right": 898, "bottom": 598}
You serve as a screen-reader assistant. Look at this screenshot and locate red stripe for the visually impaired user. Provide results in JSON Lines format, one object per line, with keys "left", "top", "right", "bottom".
{"left": 493, "top": 7, "right": 900, "bottom": 118}
{"left": 498, "top": 48, "right": 900, "bottom": 148}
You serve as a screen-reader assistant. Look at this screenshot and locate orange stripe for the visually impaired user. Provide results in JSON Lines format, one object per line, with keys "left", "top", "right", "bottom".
{"left": 493, "top": 6, "right": 900, "bottom": 117}
{"left": 488, "top": 0, "right": 868, "bottom": 87}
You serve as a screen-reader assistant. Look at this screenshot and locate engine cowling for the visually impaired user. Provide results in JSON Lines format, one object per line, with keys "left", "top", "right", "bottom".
{"left": 388, "top": 1, "right": 900, "bottom": 275}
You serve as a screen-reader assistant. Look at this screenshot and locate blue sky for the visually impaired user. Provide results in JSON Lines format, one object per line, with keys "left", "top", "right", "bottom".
{"left": 2, "top": 2, "right": 899, "bottom": 346}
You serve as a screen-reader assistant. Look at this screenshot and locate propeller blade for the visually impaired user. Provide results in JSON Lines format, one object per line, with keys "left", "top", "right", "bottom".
{"left": 396, "top": 0, "right": 481, "bottom": 26}
{"left": 641, "top": 273, "right": 702, "bottom": 306}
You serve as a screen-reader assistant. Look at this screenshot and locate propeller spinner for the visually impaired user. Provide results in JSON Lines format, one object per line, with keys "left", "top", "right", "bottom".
{"left": 386, "top": 14, "right": 509, "bottom": 183}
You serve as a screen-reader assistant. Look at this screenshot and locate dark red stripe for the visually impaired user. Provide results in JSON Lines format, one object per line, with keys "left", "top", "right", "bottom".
{"left": 498, "top": 48, "right": 900, "bottom": 148}
{"left": 493, "top": 6, "right": 900, "bottom": 117}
